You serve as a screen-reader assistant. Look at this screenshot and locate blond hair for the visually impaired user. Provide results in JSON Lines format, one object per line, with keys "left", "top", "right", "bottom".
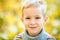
{"left": 20, "top": 0, "right": 46, "bottom": 18}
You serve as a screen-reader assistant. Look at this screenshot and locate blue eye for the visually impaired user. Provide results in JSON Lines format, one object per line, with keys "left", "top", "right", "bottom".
{"left": 26, "top": 17, "right": 30, "bottom": 19}
{"left": 35, "top": 17, "right": 41, "bottom": 19}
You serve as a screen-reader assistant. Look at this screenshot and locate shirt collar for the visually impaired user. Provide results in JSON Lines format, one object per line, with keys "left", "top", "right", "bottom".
{"left": 24, "top": 28, "right": 45, "bottom": 39}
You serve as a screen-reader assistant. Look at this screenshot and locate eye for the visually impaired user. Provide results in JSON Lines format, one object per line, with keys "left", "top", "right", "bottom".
{"left": 35, "top": 17, "right": 41, "bottom": 19}
{"left": 26, "top": 17, "right": 30, "bottom": 19}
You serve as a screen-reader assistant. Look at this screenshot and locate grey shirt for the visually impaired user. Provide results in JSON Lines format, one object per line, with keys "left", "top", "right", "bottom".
{"left": 14, "top": 29, "right": 56, "bottom": 40}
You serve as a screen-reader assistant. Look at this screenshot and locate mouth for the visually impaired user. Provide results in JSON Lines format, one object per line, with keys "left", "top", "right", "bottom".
{"left": 29, "top": 27, "right": 36, "bottom": 29}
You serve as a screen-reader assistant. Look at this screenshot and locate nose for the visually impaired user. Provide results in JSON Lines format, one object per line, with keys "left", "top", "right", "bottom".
{"left": 30, "top": 19, "right": 36, "bottom": 25}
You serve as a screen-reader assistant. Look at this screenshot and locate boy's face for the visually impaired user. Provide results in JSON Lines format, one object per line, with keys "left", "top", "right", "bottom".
{"left": 22, "top": 6, "right": 46, "bottom": 36}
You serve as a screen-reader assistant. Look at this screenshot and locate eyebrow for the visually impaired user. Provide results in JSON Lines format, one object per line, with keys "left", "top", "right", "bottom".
{"left": 24, "top": 15, "right": 41, "bottom": 18}
{"left": 35, "top": 15, "right": 41, "bottom": 17}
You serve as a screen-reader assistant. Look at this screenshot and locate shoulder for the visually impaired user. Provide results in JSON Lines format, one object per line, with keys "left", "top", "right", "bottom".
{"left": 14, "top": 32, "right": 24, "bottom": 40}
{"left": 44, "top": 32, "right": 56, "bottom": 40}
{"left": 47, "top": 35, "right": 56, "bottom": 40}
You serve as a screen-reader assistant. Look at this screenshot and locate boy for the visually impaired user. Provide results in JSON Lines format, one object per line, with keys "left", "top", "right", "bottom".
{"left": 14, "top": 0, "right": 56, "bottom": 40}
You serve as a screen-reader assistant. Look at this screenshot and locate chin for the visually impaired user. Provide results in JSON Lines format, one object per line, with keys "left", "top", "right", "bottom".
{"left": 31, "top": 30, "right": 38, "bottom": 33}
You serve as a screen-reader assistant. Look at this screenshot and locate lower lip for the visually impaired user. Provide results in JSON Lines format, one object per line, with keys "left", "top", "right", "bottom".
{"left": 30, "top": 27, "right": 36, "bottom": 29}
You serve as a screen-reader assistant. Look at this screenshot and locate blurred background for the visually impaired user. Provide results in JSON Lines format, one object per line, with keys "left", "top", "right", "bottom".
{"left": 0, "top": 0, "right": 60, "bottom": 40}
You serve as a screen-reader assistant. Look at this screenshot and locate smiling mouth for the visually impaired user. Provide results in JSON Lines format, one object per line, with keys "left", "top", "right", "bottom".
{"left": 29, "top": 27, "right": 36, "bottom": 29}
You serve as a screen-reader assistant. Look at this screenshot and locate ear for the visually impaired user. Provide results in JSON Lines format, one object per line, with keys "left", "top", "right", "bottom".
{"left": 44, "top": 15, "right": 48, "bottom": 22}
{"left": 21, "top": 18, "right": 23, "bottom": 22}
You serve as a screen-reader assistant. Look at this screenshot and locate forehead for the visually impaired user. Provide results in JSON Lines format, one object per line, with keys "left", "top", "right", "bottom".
{"left": 23, "top": 7, "right": 43, "bottom": 16}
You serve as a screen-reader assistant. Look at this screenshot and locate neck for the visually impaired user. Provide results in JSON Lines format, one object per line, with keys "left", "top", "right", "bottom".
{"left": 26, "top": 29, "right": 42, "bottom": 37}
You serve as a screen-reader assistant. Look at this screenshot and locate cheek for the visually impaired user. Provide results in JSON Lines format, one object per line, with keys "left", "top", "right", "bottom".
{"left": 23, "top": 20, "right": 29, "bottom": 27}
{"left": 38, "top": 19, "right": 44, "bottom": 25}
